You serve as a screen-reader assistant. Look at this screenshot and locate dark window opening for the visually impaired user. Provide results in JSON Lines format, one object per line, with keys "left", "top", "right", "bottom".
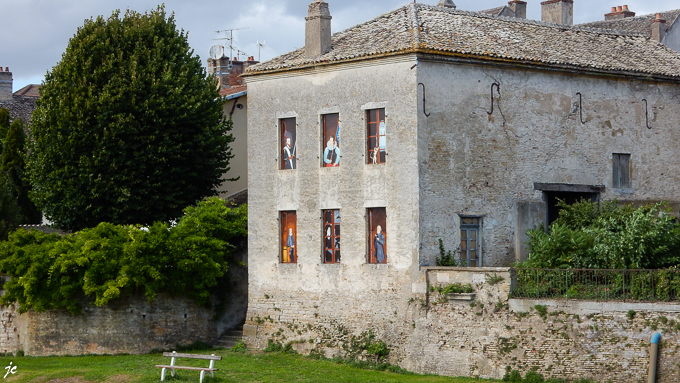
{"left": 323, "top": 210, "right": 340, "bottom": 263}
{"left": 543, "top": 191, "right": 599, "bottom": 227}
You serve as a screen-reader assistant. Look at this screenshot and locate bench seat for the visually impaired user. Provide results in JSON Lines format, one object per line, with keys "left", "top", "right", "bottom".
{"left": 155, "top": 365, "right": 219, "bottom": 372}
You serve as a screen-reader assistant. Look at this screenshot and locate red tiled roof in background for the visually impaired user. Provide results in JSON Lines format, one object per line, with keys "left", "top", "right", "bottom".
{"left": 219, "top": 85, "right": 247, "bottom": 98}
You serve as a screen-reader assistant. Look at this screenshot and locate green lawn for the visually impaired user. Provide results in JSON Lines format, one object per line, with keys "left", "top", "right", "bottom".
{"left": 0, "top": 349, "right": 498, "bottom": 383}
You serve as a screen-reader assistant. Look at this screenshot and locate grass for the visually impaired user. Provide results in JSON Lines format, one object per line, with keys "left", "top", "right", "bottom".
{"left": 0, "top": 348, "right": 499, "bottom": 383}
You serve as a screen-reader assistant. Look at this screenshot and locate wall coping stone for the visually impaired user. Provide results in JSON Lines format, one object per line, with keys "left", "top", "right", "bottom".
{"left": 510, "top": 298, "right": 680, "bottom": 314}
{"left": 421, "top": 266, "right": 512, "bottom": 272}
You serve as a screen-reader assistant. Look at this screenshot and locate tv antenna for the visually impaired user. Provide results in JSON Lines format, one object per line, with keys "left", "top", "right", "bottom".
{"left": 214, "top": 27, "right": 249, "bottom": 62}
{"left": 237, "top": 49, "right": 248, "bottom": 61}
{"left": 257, "top": 40, "right": 266, "bottom": 62}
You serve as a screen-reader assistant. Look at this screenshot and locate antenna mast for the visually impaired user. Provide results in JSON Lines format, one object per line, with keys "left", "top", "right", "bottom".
{"left": 257, "top": 40, "right": 266, "bottom": 62}
{"left": 214, "top": 27, "right": 249, "bottom": 63}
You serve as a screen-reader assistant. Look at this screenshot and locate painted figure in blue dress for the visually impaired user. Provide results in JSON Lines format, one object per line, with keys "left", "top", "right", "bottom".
{"left": 374, "top": 225, "right": 385, "bottom": 263}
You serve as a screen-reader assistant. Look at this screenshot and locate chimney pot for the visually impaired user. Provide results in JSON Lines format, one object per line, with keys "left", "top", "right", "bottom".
{"left": 605, "top": 5, "right": 635, "bottom": 20}
{"left": 4, "top": 68, "right": 8, "bottom": 72}
{"left": 651, "top": 13, "right": 667, "bottom": 42}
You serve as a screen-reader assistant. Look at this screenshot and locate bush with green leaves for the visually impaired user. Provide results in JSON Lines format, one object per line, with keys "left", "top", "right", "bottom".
{"left": 523, "top": 199, "right": 680, "bottom": 269}
{"left": 28, "top": 7, "right": 233, "bottom": 231}
{"left": 0, "top": 197, "right": 247, "bottom": 313}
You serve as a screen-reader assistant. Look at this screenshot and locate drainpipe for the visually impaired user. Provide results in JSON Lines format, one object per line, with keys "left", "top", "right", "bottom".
{"left": 648, "top": 332, "right": 661, "bottom": 383}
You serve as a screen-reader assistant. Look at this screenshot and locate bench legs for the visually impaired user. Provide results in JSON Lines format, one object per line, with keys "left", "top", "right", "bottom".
{"left": 161, "top": 367, "right": 166, "bottom": 381}
{"left": 200, "top": 370, "right": 205, "bottom": 383}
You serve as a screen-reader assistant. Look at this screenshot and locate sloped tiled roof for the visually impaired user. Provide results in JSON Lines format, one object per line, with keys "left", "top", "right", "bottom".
{"left": 578, "top": 10, "right": 680, "bottom": 37}
{"left": 13, "top": 84, "right": 40, "bottom": 97}
{"left": 219, "top": 85, "right": 247, "bottom": 98}
{"left": 479, "top": 6, "right": 505, "bottom": 16}
{"left": 245, "top": 3, "right": 680, "bottom": 80}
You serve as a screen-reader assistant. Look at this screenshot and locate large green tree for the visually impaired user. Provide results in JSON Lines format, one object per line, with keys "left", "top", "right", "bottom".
{"left": 28, "top": 7, "right": 233, "bottom": 231}
{"left": 2, "top": 119, "right": 41, "bottom": 224}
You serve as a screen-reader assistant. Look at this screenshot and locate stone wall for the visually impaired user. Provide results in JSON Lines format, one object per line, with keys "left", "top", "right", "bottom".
{"left": 244, "top": 267, "right": 680, "bottom": 382}
{"left": 0, "top": 96, "right": 37, "bottom": 125}
{"left": 0, "top": 293, "right": 216, "bottom": 356}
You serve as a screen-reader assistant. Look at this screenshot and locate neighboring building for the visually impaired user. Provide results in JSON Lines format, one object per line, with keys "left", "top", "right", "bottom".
{"left": 241, "top": 0, "right": 680, "bottom": 379}
{"left": 208, "top": 56, "right": 258, "bottom": 200}
{"left": 217, "top": 85, "right": 248, "bottom": 201}
{"left": 0, "top": 67, "right": 40, "bottom": 124}
{"left": 480, "top": 0, "right": 526, "bottom": 19}
{"left": 579, "top": 6, "right": 680, "bottom": 51}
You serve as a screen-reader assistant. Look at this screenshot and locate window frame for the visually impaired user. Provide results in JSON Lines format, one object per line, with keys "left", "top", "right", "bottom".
{"left": 280, "top": 211, "right": 297, "bottom": 263}
{"left": 366, "top": 108, "right": 386, "bottom": 165}
{"left": 280, "top": 118, "right": 297, "bottom": 170}
{"left": 321, "top": 114, "right": 340, "bottom": 168}
{"left": 322, "top": 209, "right": 341, "bottom": 263}
{"left": 459, "top": 215, "right": 482, "bottom": 267}
{"left": 367, "top": 207, "right": 387, "bottom": 264}
{"left": 612, "top": 153, "right": 631, "bottom": 189}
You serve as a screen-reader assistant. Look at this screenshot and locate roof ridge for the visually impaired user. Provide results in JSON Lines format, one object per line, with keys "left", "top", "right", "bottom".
{"left": 416, "top": 2, "right": 646, "bottom": 37}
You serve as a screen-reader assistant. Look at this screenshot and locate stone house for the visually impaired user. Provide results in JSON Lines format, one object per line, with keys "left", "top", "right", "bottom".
{"left": 0, "top": 67, "right": 40, "bottom": 124}
{"left": 242, "top": 0, "right": 680, "bottom": 379}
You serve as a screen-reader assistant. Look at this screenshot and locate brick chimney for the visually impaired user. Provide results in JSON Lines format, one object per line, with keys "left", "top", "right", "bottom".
{"left": 0, "top": 67, "right": 12, "bottom": 101}
{"left": 605, "top": 5, "right": 635, "bottom": 20}
{"left": 508, "top": 0, "right": 527, "bottom": 19}
{"left": 541, "top": 0, "right": 573, "bottom": 25}
{"left": 305, "top": 0, "right": 332, "bottom": 57}
{"left": 651, "top": 13, "right": 667, "bottom": 43}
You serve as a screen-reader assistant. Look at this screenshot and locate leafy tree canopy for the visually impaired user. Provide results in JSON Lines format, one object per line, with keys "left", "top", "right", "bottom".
{"left": 2, "top": 119, "right": 41, "bottom": 224}
{"left": 522, "top": 199, "right": 680, "bottom": 270}
{"left": 28, "top": 6, "right": 233, "bottom": 231}
{"left": 0, "top": 197, "right": 247, "bottom": 314}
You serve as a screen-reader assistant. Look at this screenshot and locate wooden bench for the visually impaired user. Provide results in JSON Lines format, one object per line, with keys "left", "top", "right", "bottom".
{"left": 155, "top": 351, "right": 222, "bottom": 383}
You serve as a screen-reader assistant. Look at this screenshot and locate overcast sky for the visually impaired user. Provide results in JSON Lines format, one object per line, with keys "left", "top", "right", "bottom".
{"left": 3, "top": 0, "right": 679, "bottom": 92}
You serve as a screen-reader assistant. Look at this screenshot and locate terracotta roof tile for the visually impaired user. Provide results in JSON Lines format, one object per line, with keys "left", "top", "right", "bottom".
{"left": 245, "top": 3, "right": 680, "bottom": 79}
{"left": 219, "top": 85, "right": 247, "bottom": 97}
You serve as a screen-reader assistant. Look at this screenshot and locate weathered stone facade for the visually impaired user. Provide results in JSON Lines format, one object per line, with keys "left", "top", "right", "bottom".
{"left": 244, "top": 268, "right": 680, "bottom": 382}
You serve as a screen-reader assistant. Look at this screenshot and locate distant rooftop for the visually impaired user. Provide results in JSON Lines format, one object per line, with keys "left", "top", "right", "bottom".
{"left": 13, "top": 84, "right": 40, "bottom": 98}
{"left": 578, "top": 9, "right": 680, "bottom": 38}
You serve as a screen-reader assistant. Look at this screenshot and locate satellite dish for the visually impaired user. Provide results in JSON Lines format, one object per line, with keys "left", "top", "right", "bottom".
{"left": 209, "top": 45, "right": 225, "bottom": 60}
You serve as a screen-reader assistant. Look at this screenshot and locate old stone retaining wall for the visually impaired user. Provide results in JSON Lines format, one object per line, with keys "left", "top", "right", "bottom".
{"left": 244, "top": 267, "right": 680, "bottom": 382}
{"left": 0, "top": 293, "right": 216, "bottom": 356}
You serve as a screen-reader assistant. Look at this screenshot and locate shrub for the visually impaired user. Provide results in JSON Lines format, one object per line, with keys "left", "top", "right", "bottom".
{"left": 523, "top": 199, "right": 680, "bottom": 270}
{"left": 0, "top": 198, "right": 247, "bottom": 313}
{"left": 436, "top": 238, "right": 460, "bottom": 266}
